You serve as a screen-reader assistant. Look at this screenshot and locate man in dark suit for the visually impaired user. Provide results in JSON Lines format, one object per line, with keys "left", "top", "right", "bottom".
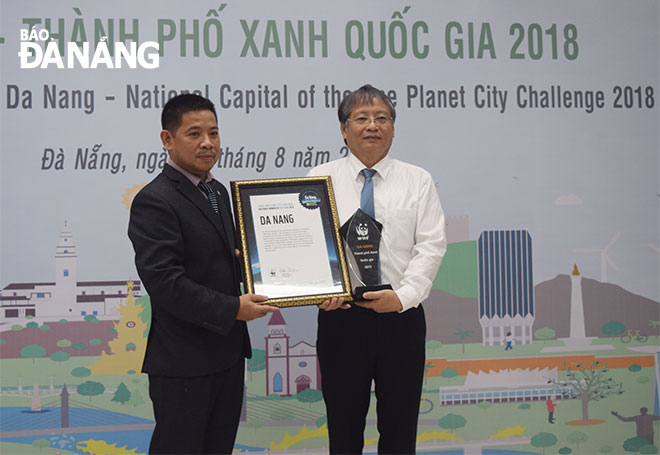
{"left": 128, "top": 94, "right": 279, "bottom": 454}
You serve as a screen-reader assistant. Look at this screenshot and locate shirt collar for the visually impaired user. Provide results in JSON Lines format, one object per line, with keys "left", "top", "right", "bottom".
{"left": 346, "top": 152, "right": 392, "bottom": 182}
{"left": 167, "top": 158, "right": 214, "bottom": 185}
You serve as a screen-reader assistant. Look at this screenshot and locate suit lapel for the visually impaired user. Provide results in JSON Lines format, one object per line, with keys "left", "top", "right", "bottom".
{"left": 164, "top": 165, "right": 231, "bottom": 250}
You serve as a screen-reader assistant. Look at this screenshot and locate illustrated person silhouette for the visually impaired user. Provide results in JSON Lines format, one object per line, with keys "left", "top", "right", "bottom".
{"left": 546, "top": 397, "right": 557, "bottom": 423}
{"left": 504, "top": 332, "right": 514, "bottom": 350}
{"left": 611, "top": 407, "right": 660, "bottom": 445}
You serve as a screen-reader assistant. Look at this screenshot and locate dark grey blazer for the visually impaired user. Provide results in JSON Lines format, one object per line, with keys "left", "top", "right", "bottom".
{"left": 128, "top": 164, "right": 250, "bottom": 377}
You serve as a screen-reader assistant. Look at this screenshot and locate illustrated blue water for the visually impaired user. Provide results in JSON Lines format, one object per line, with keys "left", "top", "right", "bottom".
{"left": 0, "top": 406, "right": 153, "bottom": 454}
{"left": 1, "top": 406, "right": 540, "bottom": 454}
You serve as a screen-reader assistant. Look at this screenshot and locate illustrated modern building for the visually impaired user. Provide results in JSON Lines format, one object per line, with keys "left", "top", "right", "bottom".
{"left": 265, "top": 311, "right": 320, "bottom": 396}
{"left": 478, "top": 230, "right": 534, "bottom": 346}
{"left": 439, "top": 368, "right": 566, "bottom": 406}
{"left": 0, "top": 222, "right": 141, "bottom": 321}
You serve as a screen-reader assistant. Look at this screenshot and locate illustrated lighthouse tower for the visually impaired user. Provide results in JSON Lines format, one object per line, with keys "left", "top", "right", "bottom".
{"left": 543, "top": 264, "right": 613, "bottom": 352}
{"left": 566, "top": 264, "right": 591, "bottom": 344}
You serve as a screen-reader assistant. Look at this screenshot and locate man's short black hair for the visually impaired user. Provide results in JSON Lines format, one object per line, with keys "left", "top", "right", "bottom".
{"left": 161, "top": 93, "right": 218, "bottom": 133}
{"left": 338, "top": 84, "right": 396, "bottom": 125}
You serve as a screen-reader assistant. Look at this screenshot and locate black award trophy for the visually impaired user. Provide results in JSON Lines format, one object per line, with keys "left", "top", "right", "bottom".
{"left": 339, "top": 209, "right": 392, "bottom": 301}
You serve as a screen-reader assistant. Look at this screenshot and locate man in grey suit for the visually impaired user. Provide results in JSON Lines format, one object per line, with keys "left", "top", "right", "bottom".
{"left": 128, "top": 94, "right": 278, "bottom": 454}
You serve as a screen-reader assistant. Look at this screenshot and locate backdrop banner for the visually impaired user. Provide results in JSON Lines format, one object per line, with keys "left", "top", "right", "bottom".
{"left": 1, "top": 2, "right": 658, "bottom": 454}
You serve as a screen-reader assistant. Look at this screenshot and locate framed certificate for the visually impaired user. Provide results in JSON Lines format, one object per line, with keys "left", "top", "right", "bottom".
{"left": 231, "top": 176, "right": 352, "bottom": 307}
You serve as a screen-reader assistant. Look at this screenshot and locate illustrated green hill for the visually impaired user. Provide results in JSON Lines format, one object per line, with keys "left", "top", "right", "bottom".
{"left": 432, "top": 241, "right": 478, "bottom": 299}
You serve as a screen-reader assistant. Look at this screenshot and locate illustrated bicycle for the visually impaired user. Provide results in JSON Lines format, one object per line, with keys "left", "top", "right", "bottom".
{"left": 620, "top": 329, "right": 648, "bottom": 343}
{"left": 419, "top": 397, "right": 434, "bottom": 414}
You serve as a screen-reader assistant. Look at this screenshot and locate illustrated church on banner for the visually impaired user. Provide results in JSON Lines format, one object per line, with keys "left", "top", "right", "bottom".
{"left": 265, "top": 311, "right": 320, "bottom": 396}
{"left": 0, "top": 222, "right": 141, "bottom": 321}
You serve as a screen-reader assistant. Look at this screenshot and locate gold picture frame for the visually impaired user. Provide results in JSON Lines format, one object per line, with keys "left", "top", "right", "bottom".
{"left": 231, "top": 176, "right": 352, "bottom": 307}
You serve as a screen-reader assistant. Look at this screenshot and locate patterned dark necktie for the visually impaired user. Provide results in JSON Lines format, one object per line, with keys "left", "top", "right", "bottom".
{"left": 198, "top": 181, "right": 220, "bottom": 214}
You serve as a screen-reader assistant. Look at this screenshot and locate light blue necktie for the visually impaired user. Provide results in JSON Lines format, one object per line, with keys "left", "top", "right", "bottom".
{"left": 360, "top": 168, "right": 377, "bottom": 218}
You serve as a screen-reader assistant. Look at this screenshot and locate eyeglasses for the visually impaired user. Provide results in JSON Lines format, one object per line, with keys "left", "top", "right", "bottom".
{"left": 346, "top": 115, "right": 392, "bottom": 126}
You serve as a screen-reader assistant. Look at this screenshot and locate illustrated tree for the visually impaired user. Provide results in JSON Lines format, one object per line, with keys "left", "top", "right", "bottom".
{"left": 640, "top": 445, "right": 660, "bottom": 454}
{"left": 31, "top": 438, "right": 50, "bottom": 452}
{"left": 84, "top": 314, "right": 100, "bottom": 323}
{"left": 26, "top": 321, "right": 39, "bottom": 329}
{"left": 628, "top": 364, "right": 642, "bottom": 372}
{"left": 477, "top": 400, "right": 493, "bottom": 409}
{"left": 112, "top": 382, "right": 131, "bottom": 405}
{"left": 39, "top": 324, "right": 50, "bottom": 331}
{"left": 453, "top": 329, "right": 472, "bottom": 353}
{"left": 549, "top": 360, "right": 623, "bottom": 422}
{"left": 624, "top": 436, "right": 653, "bottom": 453}
{"left": 128, "top": 387, "right": 146, "bottom": 407}
{"left": 89, "top": 338, "right": 102, "bottom": 346}
{"left": 296, "top": 388, "right": 323, "bottom": 408}
{"left": 247, "top": 348, "right": 266, "bottom": 381}
{"left": 58, "top": 318, "right": 68, "bottom": 324}
{"left": 57, "top": 339, "right": 72, "bottom": 349}
{"left": 72, "top": 342, "right": 87, "bottom": 352}
{"left": 71, "top": 366, "right": 92, "bottom": 379}
{"left": 437, "top": 413, "right": 467, "bottom": 436}
{"left": 77, "top": 380, "right": 105, "bottom": 402}
{"left": 535, "top": 327, "right": 556, "bottom": 343}
{"left": 440, "top": 367, "right": 458, "bottom": 385}
{"left": 50, "top": 351, "right": 71, "bottom": 365}
{"left": 11, "top": 324, "right": 22, "bottom": 331}
{"left": 20, "top": 344, "right": 47, "bottom": 363}
{"left": 602, "top": 321, "right": 625, "bottom": 336}
{"left": 559, "top": 447, "right": 572, "bottom": 454}
{"left": 530, "top": 432, "right": 558, "bottom": 454}
{"left": 567, "top": 431, "right": 588, "bottom": 449}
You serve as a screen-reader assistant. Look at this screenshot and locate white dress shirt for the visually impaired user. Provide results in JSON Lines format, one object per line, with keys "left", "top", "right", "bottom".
{"left": 308, "top": 152, "right": 447, "bottom": 312}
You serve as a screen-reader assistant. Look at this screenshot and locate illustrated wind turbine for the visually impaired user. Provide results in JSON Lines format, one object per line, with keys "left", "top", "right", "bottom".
{"left": 573, "top": 232, "right": 621, "bottom": 282}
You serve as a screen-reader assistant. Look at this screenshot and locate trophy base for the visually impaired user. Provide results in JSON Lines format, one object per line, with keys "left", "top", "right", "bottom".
{"left": 353, "top": 284, "right": 393, "bottom": 302}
